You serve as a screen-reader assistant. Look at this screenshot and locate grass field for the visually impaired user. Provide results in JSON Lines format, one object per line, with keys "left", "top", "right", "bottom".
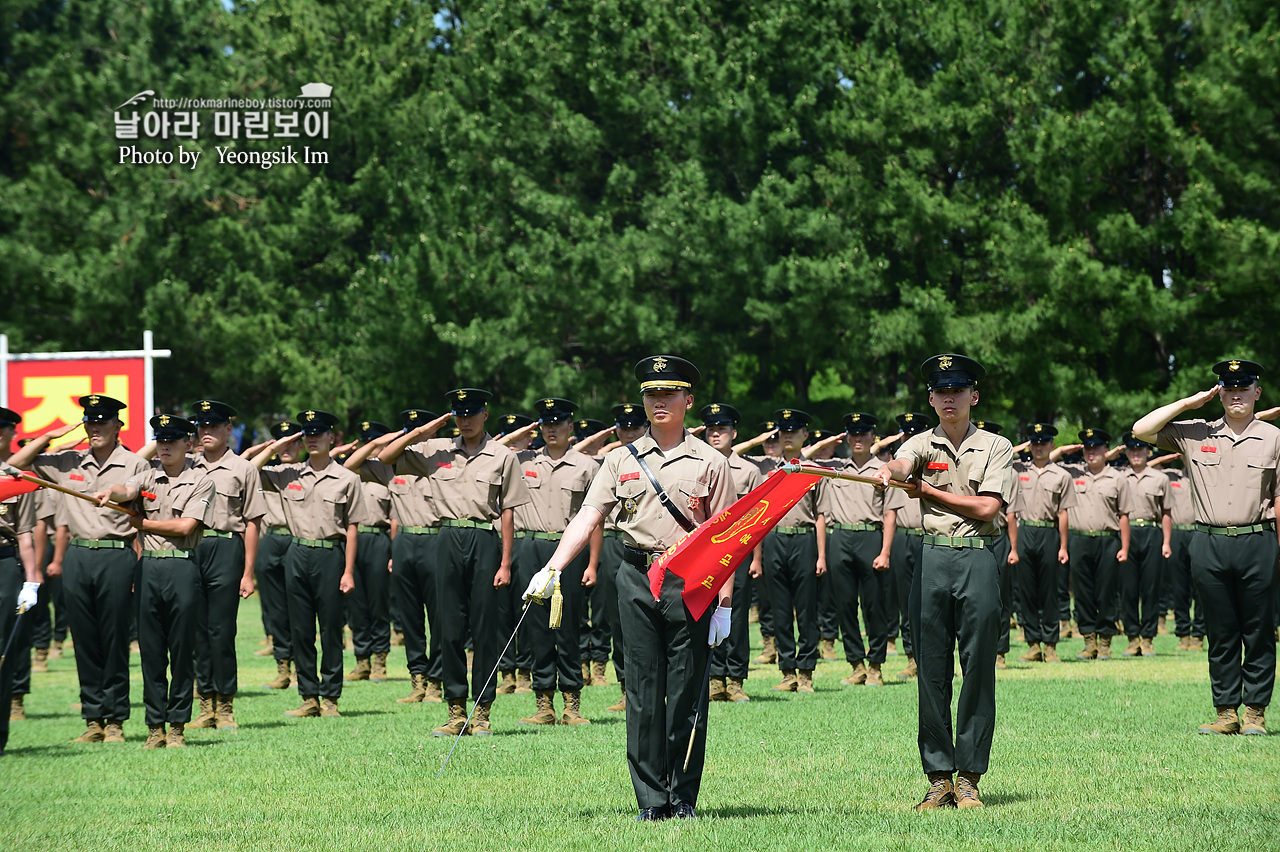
{"left": 4, "top": 599, "right": 1278, "bottom": 852}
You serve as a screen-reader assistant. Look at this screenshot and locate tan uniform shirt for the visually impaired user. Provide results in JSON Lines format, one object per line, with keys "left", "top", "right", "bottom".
{"left": 361, "top": 459, "right": 437, "bottom": 528}
{"left": 194, "top": 450, "right": 266, "bottom": 533}
{"left": 1, "top": 489, "right": 36, "bottom": 540}
{"left": 396, "top": 435, "right": 530, "bottom": 523}
{"left": 891, "top": 486, "right": 922, "bottom": 530}
{"left": 1164, "top": 469, "right": 1194, "bottom": 526}
{"left": 1011, "top": 461, "right": 1076, "bottom": 522}
{"left": 817, "top": 457, "right": 887, "bottom": 526}
{"left": 260, "top": 460, "right": 372, "bottom": 540}
{"left": 726, "top": 452, "right": 765, "bottom": 501}
{"left": 131, "top": 459, "right": 215, "bottom": 552}
{"left": 758, "top": 457, "right": 819, "bottom": 527}
{"left": 895, "top": 424, "right": 1015, "bottom": 538}
{"left": 33, "top": 444, "right": 149, "bottom": 540}
{"left": 261, "top": 487, "right": 287, "bottom": 530}
{"left": 583, "top": 431, "right": 734, "bottom": 552}
{"left": 1061, "top": 464, "right": 1130, "bottom": 532}
{"left": 1157, "top": 416, "right": 1280, "bottom": 526}
{"left": 35, "top": 488, "right": 56, "bottom": 525}
{"left": 1125, "top": 467, "right": 1172, "bottom": 523}
{"left": 513, "top": 447, "right": 599, "bottom": 533}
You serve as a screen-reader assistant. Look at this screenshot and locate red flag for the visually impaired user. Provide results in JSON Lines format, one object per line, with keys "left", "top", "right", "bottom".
{"left": 647, "top": 466, "right": 823, "bottom": 620}
{"left": 0, "top": 475, "right": 42, "bottom": 501}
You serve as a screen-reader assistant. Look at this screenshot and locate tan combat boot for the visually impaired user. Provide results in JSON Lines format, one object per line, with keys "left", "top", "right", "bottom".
{"left": 755, "top": 636, "right": 778, "bottom": 664}
{"left": 72, "top": 719, "right": 105, "bottom": 743}
{"left": 390, "top": 629, "right": 404, "bottom": 646}
{"left": 914, "top": 773, "right": 956, "bottom": 811}
{"left": 432, "top": 698, "right": 468, "bottom": 737}
{"left": 1059, "top": 619, "right": 1073, "bottom": 639}
{"left": 143, "top": 725, "right": 166, "bottom": 749}
{"left": 320, "top": 697, "right": 340, "bottom": 717}
{"left": 842, "top": 661, "right": 868, "bottom": 685}
{"left": 773, "top": 669, "right": 798, "bottom": 692}
{"left": 995, "top": 654, "right": 1006, "bottom": 670}
{"left": 471, "top": 701, "right": 493, "bottom": 736}
{"left": 1189, "top": 636, "right": 1204, "bottom": 652}
{"left": 865, "top": 663, "right": 883, "bottom": 687}
{"left": 284, "top": 696, "right": 321, "bottom": 718}
{"left": 10, "top": 695, "right": 25, "bottom": 720}
{"left": 424, "top": 678, "right": 444, "bottom": 703}
{"left": 190, "top": 694, "right": 217, "bottom": 728}
{"left": 265, "top": 658, "right": 293, "bottom": 690}
{"left": 897, "top": 656, "right": 918, "bottom": 679}
{"left": 561, "top": 691, "right": 591, "bottom": 725}
{"left": 886, "top": 638, "right": 898, "bottom": 656}
{"left": 591, "top": 660, "right": 608, "bottom": 686}
{"left": 955, "top": 772, "right": 984, "bottom": 808}
{"left": 709, "top": 676, "right": 730, "bottom": 702}
{"left": 581, "top": 661, "right": 591, "bottom": 684}
{"left": 1241, "top": 705, "right": 1267, "bottom": 736}
{"left": 797, "top": 670, "right": 815, "bottom": 693}
{"left": 820, "top": 638, "right": 837, "bottom": 661}
{"left": 103, "top": 720, "right": 125, "bottom": 743}
{"left": 216, "top": 695, "right": 238, "bottom": 730}
{"left": 1176, "top": 635, "right": 1191, "bottom": 651}
{"left": 515, "top": 669, "right": 533, "bottom": 694}
{"left": 1122, "top": 636, "right": 1141, "bottom": 656}
{"left": 727, "top": 678, "right": 750, "bottom": 702}
{"left": 496, "top": 670, "right": 517, "bottom": 695}
{"left": 1097, "top": 635, "right": 1113, "bottom": 660}
{"left": 370, "top": 652, "right": 388, "bottom": 682}
{"left": 519, "top": 690, "right": 558, "bottom": 725}
{"left": 345, "top": 656, "right": 371, "bottom": 681}
{"left": 607, "top": 681, "right": 626, "bottom": 713}
{"left": 1076, "top": 634, "right": 1098, "bottom": 660}
{"left": 1044, "top": 644, "right": 1061, "bottom": 664}
{"left": 1140, "top": 637, "right": 1155, "bottom": 657}
{"left": 50, "top": 639, "right": 64, "bottom": 658}
{"left": 166, "top": 722, "right": 186, "bottom": 748}
{"left": 1157, "top": 614, "right": 1168, "bottom": 635}
{"left": 32, "top": 647, "right": 49, "bottom": 673}
{"left": 1198, "top": 706, "right": 1240, "bottom": 735}
{"left": 254, "top": 635, "right": 274, "bottom": 657}
{"left": 397, "top": 672, "right": 427, "bottom": 703}
{"left": 1017, "top": 643, "right": 1043, "bottom": 663}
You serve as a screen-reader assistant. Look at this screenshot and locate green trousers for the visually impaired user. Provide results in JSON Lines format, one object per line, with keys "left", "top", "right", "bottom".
{"left": 1122, "top": 526, "right": 1163, "bottom": 639}
{"left": 349, "top": 529, "right": 392, "bottom": 657}
{"left": 0, "top": 554, "right": 31, "bottom": 753}
{"left": 434, "top": 527, "right": 502, "bottom": 704}
{"left": 516, "top": 537, "right": 588, "bottom": 691}
{"left": 391, "top": 530, "right": 439, "bottom": 678}
{"left": 1015, "top": 524, "right": 1061, "bottom": 645}
{"left": 763, "top": 529, "right": 818, "bottom": 671}
{"left": 286, "top": 542, "right": 347, "bottom": 699}
{"left": 599, "top": 535, "right": 626, "bottom": 681}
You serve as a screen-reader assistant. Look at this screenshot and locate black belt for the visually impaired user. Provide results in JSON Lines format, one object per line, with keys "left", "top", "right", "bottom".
{"left": 623, "top": 544, "right": 663, "bottom": 569}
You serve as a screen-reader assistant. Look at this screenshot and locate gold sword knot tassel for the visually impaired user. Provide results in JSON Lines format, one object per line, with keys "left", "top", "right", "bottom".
{"left": 548, "top": 577, "right": 564, "bottom": 629}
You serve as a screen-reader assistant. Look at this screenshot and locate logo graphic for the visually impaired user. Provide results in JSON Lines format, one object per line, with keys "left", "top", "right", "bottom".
{"left": 1085, "top": 429, "right": 1094, "bottom": 438}
{"left": 456, "top": 390, "right": 467, "bottom": 400}
{"left": 545, "top": 399, "right": 555, "bottom": 408}
{"left": 115, "top": 91, "right": 155, "bottom": 110}
{"left": 623, "top": 497, "right": 638, "bottom": 515}
{"left": 904, "top": 414, "right": 914, "bottom": 422}
{"left": 304, "top": 410, "right": 315, "bottom": 421}
{"left": 938, "top": 356, "right": 953, "bottom": 371}
{"left": 710, "top": 404, "right": 720, "bottom": 414}
{"left": 200, "top": 400, "right": 211, "bottom": 411}
{"left": 158, "top": 415, "right": 171, "bottom": 427}
{"left": 711, "top": 501, "right": 771, "bottom": 545}
{"left": 651, "top": 357, "right": 668, "bottom": 372}
{"left": 623, "top": 405, "right": 633, "bottom": 413}
{"left": 1229, "top": 360, "right": 1241, "bottom": 372}
{"left": 782, "top": 410, "right": 792, "bottom": 420}
{"left": 361, "top": 421, "right": 370, "bottom": 432}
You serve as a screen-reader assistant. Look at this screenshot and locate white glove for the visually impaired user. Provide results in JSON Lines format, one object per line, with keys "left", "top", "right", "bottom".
{"left": 708, "top": 605, "right": 732, "bottom": 647}
{"left": 17, "top": 581, "right": 39, "bottom": 613}
{"left": 522, "top": 566, "right": 558, "bottom": 602}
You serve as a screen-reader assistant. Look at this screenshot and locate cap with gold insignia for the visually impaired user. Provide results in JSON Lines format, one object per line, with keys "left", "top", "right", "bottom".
{"left": 773, "top": 408, "right": 812, "bottom": 431}
{"left": 896, "top": 412, "right": 932, "bottom": 436}
{"left": 1077, "top": 428, "right": 1110, "bottom": 447}
{"left": 270, "top": 421, "right": 300, "bottom": 440}
{"left": 188, "top": 399, "right": 237, "bottom": 425}
{"left": 497, "top": 413, "right": 534, "bottom": 437}
{"left": 447, "top": 388, "right": 492, "bottom": 416}
{"left": 295, "top": 409, "right": 339, "bottom": 435}
{"left": 359, "top": 420, "right": 392, "bottom": 442}
{"left": 757, "top": 419, "right": 779, "bottom": 434}
{"left": 920, "top": 353, "right": 985, "bottom": 391}
{"left": 399, "top": 409, "right": 438, "bottom": 431}
{"left": 78, "top": 394, "right": 126, "bottom": 423}
{"left": 699, "top": 403, "right": 740, "bottom": 427}
{"left": 1212, "top": 358, "right": 1264, "bottom": 388}
{"left": 635, "top": 355, "right": 700, "bottom": 393}
{"left": 0, "top": 407, "right": 21, "bottom": 428}
{"left": 439, "top": 425, "right": 462, "bottom": 439}
{"left": 611, "top": 403, "right": 647, "bottom": 429}
{"left": 1026, "top": 423, "right": 1057, "bottom": 443}
{"left": 806, "top": 428, "right": 835, "bottom": 446}
{"left": 574, "top": 418, "right": 607, "bottom": 442}
{"left": 974, "top": 420, "right": 1003, "bottom": 435}
{"left": 842, "top": 412, "right": 878, "bottom": 434}
{"left": 1122, "top": 430, "right": 1154, "bottom": 451}
{"left": 150, "top": 414, "right": 195, "bottom": 442}
{"left": 536, "top": 398, "right": 578, "bottom": 424}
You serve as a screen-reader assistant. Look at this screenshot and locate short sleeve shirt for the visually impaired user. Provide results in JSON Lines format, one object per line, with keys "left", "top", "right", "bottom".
{"left": 726, "top": 452, "right": 765, "bottom": 501}
{"left": 1011, "top": 461, "right": 1076, "bottom": 522}
{"left": 1163, "top": 468, "right": 1194, "bottom": 526}
{"left": 1125, "top": 466, "right": 1172, "bottom": 523}
{"left": 260, "top": 460, "right": 372, "bottom": 540}
{"left": 32, "top": 444, "right": 150, "bottom": 540}
{"left": 1156, "top": 417, "right": 1280, "bottom": 526}
{"left": 891, "top": 487, "right": 922, "bottom": 529}
{"left": 817, "top": 457, "right": 888, "bottom": 526}
{"left": 360, "top": 459, "right": 437, "bottom": 528}
{"left": 582, "top": 431, "right": 734, "bottom": 552}
{"left": 758, "top": 457, "right": 819, "bottom": 527}
{"left": 0, "top": 489, "right": 37, "bottom": 541}
{"left": 894, "top": 424, "right": 1015, "bottom": 538}
{"left": 512, "top": 447, "right": 599, "bottom": 533}
{"left": 1060, "top": 464, "right": 1129, "bottom": 532}
{"left": 194, "top": 451, "right": 266, "bottom": 533}
{"left": 396, "top": 435, "right": 530, "bottom": 523}
{"left": 132, "top": 459, "right": 215, "bottom": 551}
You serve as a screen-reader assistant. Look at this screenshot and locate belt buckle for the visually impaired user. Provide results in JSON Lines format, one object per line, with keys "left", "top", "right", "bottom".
{"left": 1226, "top": 526, "right": 1238, "bottom": 537}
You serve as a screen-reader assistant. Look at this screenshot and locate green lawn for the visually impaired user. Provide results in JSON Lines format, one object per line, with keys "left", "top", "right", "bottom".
{"left": 4, "top": 599, "right": 1278, "bottom": 852}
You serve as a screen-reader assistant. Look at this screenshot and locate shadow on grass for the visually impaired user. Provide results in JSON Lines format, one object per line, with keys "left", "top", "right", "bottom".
{"left": 981, "top": 791, "right": 1034, "bottom": 806}
{"left": 697, "top": 803, "right": 811, "bottom": 819}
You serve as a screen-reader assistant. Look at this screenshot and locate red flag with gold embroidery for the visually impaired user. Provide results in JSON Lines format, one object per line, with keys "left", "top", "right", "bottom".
{"left": 0, "top": 475, "right": 42, "bottom": 502}
{"left": 647, "top": 466, "right": 824, "bottom": 619}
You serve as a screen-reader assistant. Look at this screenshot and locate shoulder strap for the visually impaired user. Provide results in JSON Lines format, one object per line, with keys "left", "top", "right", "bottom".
{"left": 627, "top": 444, "right": 697, "bottom": 533}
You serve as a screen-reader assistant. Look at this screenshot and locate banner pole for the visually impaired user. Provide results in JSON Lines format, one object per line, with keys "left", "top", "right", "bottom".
{"left": 143, "top": 330, "right": 155, "bottom": 443}
{"left": 1, "top": 333, "right": 8, "bottom": 407}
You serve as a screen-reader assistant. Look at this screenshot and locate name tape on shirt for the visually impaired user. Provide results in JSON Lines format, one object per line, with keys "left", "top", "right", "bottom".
{"left": 287, "top": 483, "right": 304, "bottom": 491}
{"left": 927, "top": 462, "right": 949, "bottom": 471}
{"left": 1020, "top": 474, "right": 1031, "bottom": 481}
{"left": 524, "top": 470, "right": 538, "bottom": 478}
{"left": 620, "top": 472, "right": 641, "bottom": 482}
{"left": 437, "top": 462, "right": 453, "bottom": 469}
{"left": 69, "top": 473, "right": 86, "bottom": 481}
{"left": 393, "top": 477, "right": 407, "bottom": 485}
{"left": 1199, "top": 446, "right": 1217, "bottom": 453}
{"left": 1075, "top": 479, "right": 1086, "bottom": 485}
{"left": 1171, "top": 482, "right": 1183, "bottom": 488}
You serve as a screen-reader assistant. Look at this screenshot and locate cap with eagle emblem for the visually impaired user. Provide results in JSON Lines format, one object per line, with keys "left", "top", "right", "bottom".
{"left": 150, "top": 413, "right": 195, "bottom": 442}
{"left": 78, "top": 394, "right": 127, "bottom": 423}
{"left": 842, "top": 412, "right": 879, "bottom": 433}
{"left": 920, "top": 353, "right": 985, "bottom": 390}
{"left": 496, "top": 413, "right": 534, "bottom": 437}
{"left": 1212, "top": 358, "right": 1263, "bottom": 388}
{"left": 574, "top": 418, "right": 607, "bottom": 442}
{"left": 975, "top": 420, "right": 1004, "bottom": 435}
{"left": 896, "top": 412, "right": 933, "bottom": 436}
{"left": 611, "top": 402, "right": 648, "bottom": 429}
{"left": 634, "top": 355, "right": 700, "bottom": 392}
{"left": 295, "top": 409, "right": 339, "bottom": 435}
{"left": 1027, "top": 422, "right": 1058, "bottom": 443}
{"left": 535, "top": 398, "right": 578, "bottom": 424}
{"left": 399, "top": 409, "right": 437, "bottom": 431}
{"left": 270, "top": 421, "right": 299, "bottom": 440}
{"left": 1078, "top": 427, "right": 1110, "bottom": 447}
{"left": 698, "top": 403, "right": 740, "bottom": 426}
{"left": 773, "top": 408, "right": 812, "bottom": 431}
{"left": 189, "top": 399, "right": 237, "bottom": 425}
{"left": 446, "top": 388, "right": 492, "bottom": 416}
{"left": 359, "top": 420, "right": 392, "bottom": 442}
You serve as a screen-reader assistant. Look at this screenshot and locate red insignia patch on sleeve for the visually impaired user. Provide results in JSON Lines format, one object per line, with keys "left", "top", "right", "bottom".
{"left": 927, "top": 462, "right": 949, "bottom": 471}
{"left": 620, "top": 472, "right": 641, "bottom": 482}
{"left": 1199, "top": 446, "right": 1217, "bottom": 453}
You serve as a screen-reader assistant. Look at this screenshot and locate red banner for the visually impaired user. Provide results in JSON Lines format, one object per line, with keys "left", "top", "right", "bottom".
{"left": 648, "top": 466, "right": 823, "bottom": 620}
{"left": 0, "top": 475, "right": 42, "bottom": 502}
{"left": 5, "top": 358, "right": 146, "bottom": 453}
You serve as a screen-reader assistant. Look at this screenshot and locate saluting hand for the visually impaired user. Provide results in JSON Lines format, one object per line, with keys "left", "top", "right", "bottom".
{"left": 1185, "top": 385, "right": 1221, "bottom": 410}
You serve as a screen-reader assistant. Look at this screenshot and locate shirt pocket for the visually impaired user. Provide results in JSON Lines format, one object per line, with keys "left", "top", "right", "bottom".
{"left": 323, "top": 493, "right": 349, "bottom": 528}
{"left": 215, "top": 485, "right": 243, "bottom": 518}
{"left": 677, "top": 478, "right": 710, "bottom": 514}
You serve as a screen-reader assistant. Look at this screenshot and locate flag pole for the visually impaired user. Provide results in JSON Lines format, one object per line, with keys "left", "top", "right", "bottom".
{"left": 2, "top": 469, "right": 139, "bottom": 516}
{"left": 780, "top": 462, "right": 914, "bottom": 489}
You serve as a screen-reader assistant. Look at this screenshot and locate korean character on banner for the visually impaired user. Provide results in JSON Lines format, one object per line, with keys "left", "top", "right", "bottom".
{"left": 172, "top": 111, "right": 201, "bottom": 140}
{"left": 213, "top": 111, "right": 240, "bottom": 138}
{"left": 273, "top": 111, "right": 300, "bottom": 138}
{"left": 303, "top": 111, "right": 330, "bottom": 140}
{"left": 243, "top": 111, "right": 270, "bottom": 139}
{"left": 143, "top": 110, "right": 172, "bottom": 139}
{"left": 114, "top": 111, "right": 141, "bottom": 140}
